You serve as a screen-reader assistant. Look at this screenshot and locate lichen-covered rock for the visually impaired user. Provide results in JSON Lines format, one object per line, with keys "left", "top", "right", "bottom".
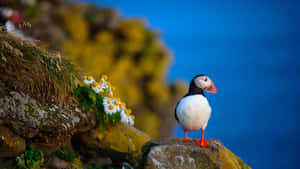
{"left": 0, "top": 126, "right": 26, "bottom": 157}
{"left": 139, "top": 138, "right": 251, "bottom": 169}
{"left": 0, "top": 91, "right": 80, "bottom": 140}
{"left": 96, "top": 123, "right": 151, "bottom": 157}
{"left": 72, "top": 123, "right": 150, "bottom": 165}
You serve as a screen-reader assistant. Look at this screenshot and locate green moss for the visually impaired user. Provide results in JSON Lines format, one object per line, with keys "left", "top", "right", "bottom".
{"left": 0, "top": 30, "right": 80, "bottom": 105}
{"left": 53, "top": 146, "right": 83, "bottom": 169}
{"left": 54, "top": 146, "right": 78, "bottom": 162}
{"left": 16, "top": 145, "right": 44, "bottom": 169}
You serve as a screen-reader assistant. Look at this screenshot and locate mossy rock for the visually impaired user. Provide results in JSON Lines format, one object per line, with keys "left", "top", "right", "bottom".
{"left": 139, "top": 138, "right": 251, "bottom": 169}
{"left": 0, "top": 29, "right": 80, "bottom": 105}
{"left": 96, "top": 123, "right": 151, "bottom": 158}
{"left": 72, "top": 123, "right": 150, "bottom": 165}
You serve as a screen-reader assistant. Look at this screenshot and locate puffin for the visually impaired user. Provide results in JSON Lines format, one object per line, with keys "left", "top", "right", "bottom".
{"left": 0, "top": 8, "right": 28, "bottom": 40}
{"left": 175, "top": 74, "right": 217, "bottom": 147}
{"left": 0, "top": 8, "right": 21, "bottom": 26}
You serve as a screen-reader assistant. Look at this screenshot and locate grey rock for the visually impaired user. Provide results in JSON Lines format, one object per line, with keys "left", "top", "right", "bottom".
{"left": 0, "top": 92, "right": 80, "bottom": 140}
{"left": 140, "top": 138, "right": 251, "bottom": 169}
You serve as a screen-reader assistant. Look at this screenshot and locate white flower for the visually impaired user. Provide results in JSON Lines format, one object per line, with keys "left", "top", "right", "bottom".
{"left": 103, "top": 97, "right": 117, "bottom": 115}
{"left": 129, "top": 115, "right": 135, "bottom": 126}
{"left": 119, "top": 102, "right": 126, "bottom": 111}
{"left": 121, "top": 113, "right": 129, "bottom": 124}
{"left": 121, "top": 115, "right": 135, "bottom": 126}
{"left": 120, "top": 107, "right": 127, "bottom": 123}
{"left": 119, "top": 102, "right": 127, "bottom": 123}
{"left": 92, "top": 82, "right": 104, "bottom": 94}
{"left": 104, "top": 104, "right": 117, "bottom": 115}
{"left": 92, "top": 85, "right": 102, "bottom": 93}
{"left": 99, "top": 75, "right": 112, "bottom": 91}
{"left": 111, "top": 98, "right": 121, "bottom": 112}
{"left": 108, "top": 86, "right": 114, "bottom": 97}
{"left": 84, "top": 76, "right": 94, "bottom": 85}
{"left": 120, "top": 111, "right": 126, "bottom": 121}
{"left": 96, "top": 75, "right": 116, "bottom": 96}
{"left": 103, "top": 97, "right": 111, "bottom": 106}
{"left": 121, "top": 108, "right": 134, "bottom": 126}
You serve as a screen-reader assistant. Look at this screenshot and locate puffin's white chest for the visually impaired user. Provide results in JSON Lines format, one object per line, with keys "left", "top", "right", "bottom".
{"left": 176, "top": 95, "right": 211, "bottom": 130}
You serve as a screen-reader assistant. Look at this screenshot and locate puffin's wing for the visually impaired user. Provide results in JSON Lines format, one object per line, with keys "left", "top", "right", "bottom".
{"left": 174, "top": 101, "right": 180, "bottom": 121}
{"left": 175, "top": 95, "right": 188, "bottom": 122}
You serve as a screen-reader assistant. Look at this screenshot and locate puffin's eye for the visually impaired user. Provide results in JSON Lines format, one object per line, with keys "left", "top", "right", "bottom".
{"left": 204, "top": 78, "right": 208, "bottom": 82}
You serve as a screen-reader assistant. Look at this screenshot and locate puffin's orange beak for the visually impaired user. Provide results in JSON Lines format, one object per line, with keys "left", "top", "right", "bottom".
{"left": 205, "top": 80, "right": 217, "bottom": 94}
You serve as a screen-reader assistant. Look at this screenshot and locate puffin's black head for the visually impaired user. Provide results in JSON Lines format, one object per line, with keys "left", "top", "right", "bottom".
{"left": 187, "top": 74, "right": 217, "bottom": 96}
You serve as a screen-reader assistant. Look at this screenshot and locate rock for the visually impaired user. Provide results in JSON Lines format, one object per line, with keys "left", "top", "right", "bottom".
{"left": 31, "top": 143, "right": 60, "bottom": 157}
{"left": 0, "top": 126, "right": 26, "bottom": 157}
{"left": 96, "top": 123, "right": 151, "bottom": 157}
{"left": 139, "top": 138, "right": 251, "bottom": 169}
{"left": 84, "top": 156, "right": 113, "bottom": 167}
{"left": 44, "top": 157, "right": 73, "bottom": 169}
{"left": 0, "top": 92, "right": 80, "bottom": 141}
{"left": 72, "top": 123, "right": 150, "bottom": 165}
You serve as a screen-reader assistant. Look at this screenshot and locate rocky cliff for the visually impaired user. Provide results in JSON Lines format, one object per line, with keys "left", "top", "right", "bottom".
{"left": 0, "top": 26, "right": 250, "bottom": 169}
{"left": 0, "top": 29, "right": 149, "bottom": 169}
{"left": 0, "top": 0, "right": 187, "bottom": 139}
{"left": 140, "top": 138, "right": 251, "bottom": 169}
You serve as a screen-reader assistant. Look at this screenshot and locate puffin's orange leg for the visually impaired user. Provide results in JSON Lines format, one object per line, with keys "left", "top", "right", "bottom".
{"left": 196, "top": 129, "right": 208, "bottom": 147}
{"left": 184, "top": 130, "right": 193, "bottom": 142}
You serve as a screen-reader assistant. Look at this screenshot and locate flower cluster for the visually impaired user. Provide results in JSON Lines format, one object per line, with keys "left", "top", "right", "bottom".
{"left": 82, "top": 75, "right": 135, "bottom": 126}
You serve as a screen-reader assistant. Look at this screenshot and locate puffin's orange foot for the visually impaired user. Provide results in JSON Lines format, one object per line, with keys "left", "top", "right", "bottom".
{"left": 196, "top": 138, "right": 208, "bottom": 147}
{"left": 184, "top": 138, "right": 194, "bottom": 142}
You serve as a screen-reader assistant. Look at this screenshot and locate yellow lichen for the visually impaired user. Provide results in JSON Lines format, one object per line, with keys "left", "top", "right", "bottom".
{"left": 95, "top": 123, "right": 150, "bottom": 157}
{"left": 210, "top": 146, "right": 251, "bottom": 169}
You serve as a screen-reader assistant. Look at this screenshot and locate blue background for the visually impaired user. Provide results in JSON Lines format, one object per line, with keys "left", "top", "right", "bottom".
{"left": 79, "top": 0, "right": 300, "bottom": 168}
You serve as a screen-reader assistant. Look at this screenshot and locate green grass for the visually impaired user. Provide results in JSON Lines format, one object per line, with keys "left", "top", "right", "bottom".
{"left": 0, "top": 29, "right": 80, "bottom": 105}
